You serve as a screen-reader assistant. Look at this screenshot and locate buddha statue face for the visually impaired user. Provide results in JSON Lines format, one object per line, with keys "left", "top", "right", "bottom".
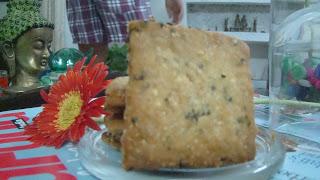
{"left": 15, "top": 27, "right": 53, "bottom": 77}
{"left": 0, "top": 27, "right": 53, "bottom": 91}
{"left": 0, "top": 0, "right": 54, "bottom": 92}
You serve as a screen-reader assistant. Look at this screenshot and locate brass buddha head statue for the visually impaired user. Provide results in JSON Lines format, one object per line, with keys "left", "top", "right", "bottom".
{"left": 0, "top": 0, "right": 54, "bottom": 92}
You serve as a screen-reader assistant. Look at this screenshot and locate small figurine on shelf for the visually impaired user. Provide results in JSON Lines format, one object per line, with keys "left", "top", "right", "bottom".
{"left": 224, "top": 18, "right": 229, "bottom": 32}
{"left": 253, "top": 18, "right": 257, "bottom": 32}
{"left": 240, "top": 15, "right": 248, "bottom": 32}
{"left": 227, "top": 14, "right": 259, "bottom": 33}
{"left": 234, "top": 14, "right": 241, "bottom": 31}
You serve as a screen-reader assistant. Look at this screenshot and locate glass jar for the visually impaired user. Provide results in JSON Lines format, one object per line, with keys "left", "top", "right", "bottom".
{"left": 269, "top": 1, "right": 320, "bottom": 152}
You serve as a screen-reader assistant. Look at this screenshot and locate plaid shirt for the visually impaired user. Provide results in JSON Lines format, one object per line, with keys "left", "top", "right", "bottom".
{"left": 66, "top": 0, "right": 152, "bottom": 44}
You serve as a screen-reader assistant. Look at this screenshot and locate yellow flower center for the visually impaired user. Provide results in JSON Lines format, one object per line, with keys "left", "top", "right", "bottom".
{"left": 56, "top": 91, "right": 83, "bottom": 131}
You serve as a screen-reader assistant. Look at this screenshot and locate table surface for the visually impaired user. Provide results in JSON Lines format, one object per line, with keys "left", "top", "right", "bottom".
{"left": 1, "top": 105, "right": 320, "bottom": 180}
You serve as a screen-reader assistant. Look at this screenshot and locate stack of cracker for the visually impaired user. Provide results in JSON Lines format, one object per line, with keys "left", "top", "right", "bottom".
{"left": 103, "top": 20, "right": 257, "bottom": 170}
{"left": 102, "top": 76, "right": 128, "bottom": 149}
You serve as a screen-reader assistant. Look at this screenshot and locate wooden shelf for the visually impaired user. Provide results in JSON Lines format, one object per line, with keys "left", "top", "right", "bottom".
{"left": 220, "top": 32, "right": 269, "bottom": 43}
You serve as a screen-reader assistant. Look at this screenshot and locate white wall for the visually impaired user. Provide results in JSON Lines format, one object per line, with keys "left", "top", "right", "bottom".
{"left": 150, "top": 0, "right": 171, "bottom": 23}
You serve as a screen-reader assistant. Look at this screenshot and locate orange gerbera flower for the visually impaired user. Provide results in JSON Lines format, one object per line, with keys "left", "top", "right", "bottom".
{"left": 24, "top": 56, "right": 111, "bottom": 148}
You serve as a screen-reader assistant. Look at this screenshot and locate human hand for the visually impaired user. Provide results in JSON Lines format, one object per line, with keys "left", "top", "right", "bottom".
{"left": 165, "top": 0, "right": 183, "bottom": 24}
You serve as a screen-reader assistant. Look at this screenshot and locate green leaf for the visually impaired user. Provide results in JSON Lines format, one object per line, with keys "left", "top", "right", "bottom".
{"left": 105, "top": 44, "right": 128, "bottom": 74}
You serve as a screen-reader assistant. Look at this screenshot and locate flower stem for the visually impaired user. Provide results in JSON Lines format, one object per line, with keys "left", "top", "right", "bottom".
{"left": 254, "top": 98, "right": 320, "bottom": 108}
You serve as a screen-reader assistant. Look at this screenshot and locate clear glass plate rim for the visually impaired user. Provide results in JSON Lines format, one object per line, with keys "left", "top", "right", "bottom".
{"left": 78, "top": 126, "right": 285, "bottom": 175}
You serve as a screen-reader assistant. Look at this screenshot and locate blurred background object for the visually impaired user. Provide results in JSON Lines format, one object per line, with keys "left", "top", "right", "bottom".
{"left": 269, "top": 0, "right": 320, "bottom": 155}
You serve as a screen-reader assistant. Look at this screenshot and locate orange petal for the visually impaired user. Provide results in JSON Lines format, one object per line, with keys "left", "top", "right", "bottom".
{"left": 84, "top": 116, "right": 101, "bottom": 131}
{"left": 73, "top": 57, "right": 86, "bottom": 72}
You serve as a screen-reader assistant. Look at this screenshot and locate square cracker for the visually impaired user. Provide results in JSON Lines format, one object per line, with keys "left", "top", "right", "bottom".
{"left": 122, "top": 20, "right": 256, "bottom": 170}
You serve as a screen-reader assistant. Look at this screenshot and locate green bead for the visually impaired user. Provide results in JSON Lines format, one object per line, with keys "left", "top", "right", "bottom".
{"left": 49, "top": 48, "right": 84, "bottom": 72}
{"left": 281, "top": 56, "right": 294, "bottom": 75}
{"left": 40, "top": 75, "right": 53, "bottom": 86}
{"left": 282, "top": 56, "right": 307, "bottom": 80}
{"left": 291, "top": 64, "right": 306, "bottom": 80}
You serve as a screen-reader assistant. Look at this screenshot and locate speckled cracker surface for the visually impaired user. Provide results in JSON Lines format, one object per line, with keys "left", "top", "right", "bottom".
{"left": 122, "top": 20, "right": 256, "bottom": 170}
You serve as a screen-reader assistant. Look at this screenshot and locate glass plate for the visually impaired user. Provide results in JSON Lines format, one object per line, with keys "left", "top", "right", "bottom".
{"left": 78, "top": 127, "right": 285, "bottom": 180}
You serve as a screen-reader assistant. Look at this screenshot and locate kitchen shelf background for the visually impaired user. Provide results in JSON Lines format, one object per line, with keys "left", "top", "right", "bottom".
{"left": 186, "top": 3, "right": 270, "bottom": 43}
{"left": 181, "top": 1, "right": 271, "bottom": 92}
